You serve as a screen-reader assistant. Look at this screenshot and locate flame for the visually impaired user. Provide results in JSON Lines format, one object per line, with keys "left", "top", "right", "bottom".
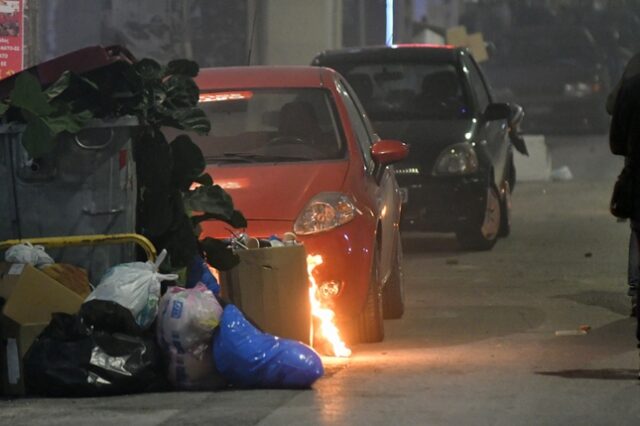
{"left": 307, "top": 254, "right": 352, "bottom": 358}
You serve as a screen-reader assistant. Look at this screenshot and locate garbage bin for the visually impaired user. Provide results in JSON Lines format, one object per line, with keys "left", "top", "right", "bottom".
{"left": 0, "top": 116, "right": 139, "bottom": 281}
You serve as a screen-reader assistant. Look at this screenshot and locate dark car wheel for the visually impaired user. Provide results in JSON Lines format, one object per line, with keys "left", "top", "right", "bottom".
{"left": 498, "top": 180, "right": 512, "bottom": 238}
{"left": 350, "top": 246, "right": 384, "bottom": 343}
{"left": 383, "top": 238, "right": 405, "bottom": 319}
{"left": 456, "top": 185, "right": 501, "bottom": 251}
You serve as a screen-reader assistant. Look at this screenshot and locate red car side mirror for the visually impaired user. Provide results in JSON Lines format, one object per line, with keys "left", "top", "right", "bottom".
{"left": 371, "top": 139, "right": 409, "bottom": 166}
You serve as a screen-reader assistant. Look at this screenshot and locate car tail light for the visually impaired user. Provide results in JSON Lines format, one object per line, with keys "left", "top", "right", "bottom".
{"left": 294, "top": 192, "right": 359, "bottom": 235}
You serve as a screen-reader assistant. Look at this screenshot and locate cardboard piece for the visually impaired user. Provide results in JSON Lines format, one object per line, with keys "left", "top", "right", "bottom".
{"left": 0, "top": 262, "right": 84, "bottom": 395}
{"left": 446, "top": 26, "right": 468, "bottom": 47}
{"left": 221, "top": 245, "right": 311, "bottom": 344}
{"left": 467, "top": 33, "right": 488, "bottom": 63}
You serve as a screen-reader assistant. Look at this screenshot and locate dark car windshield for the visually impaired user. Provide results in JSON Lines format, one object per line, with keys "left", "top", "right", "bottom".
{"left": 334, "top": 62, "right": 472, "bottom": 121}
{"left": 191, "top": 88, "right": 345, "bottom": 163}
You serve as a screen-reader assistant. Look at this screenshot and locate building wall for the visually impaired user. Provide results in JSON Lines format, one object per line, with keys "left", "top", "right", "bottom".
{"left": 253, "top": 0, "right": 343, "bottom": 65}
{"left": 36, "top": 0, "right": 247, "bottom": 67}
{"left": 33, "top": 0, "right": 396, "bottom": 68}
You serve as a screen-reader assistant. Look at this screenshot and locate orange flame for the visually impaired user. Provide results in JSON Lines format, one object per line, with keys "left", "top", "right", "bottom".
{"left": 307, "top": 254, "right": 352, "bottom": 358}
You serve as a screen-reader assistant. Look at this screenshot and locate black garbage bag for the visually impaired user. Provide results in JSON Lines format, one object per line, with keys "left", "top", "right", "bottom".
{"left": 80, "top": 299, "right": 144, "bottom": 336}
{"left": 25, "top": 313, "right": 164, "bottom": 397}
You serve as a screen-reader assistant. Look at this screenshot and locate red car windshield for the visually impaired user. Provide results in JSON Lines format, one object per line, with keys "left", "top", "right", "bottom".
{"left": 194, "top": 88, "right": 346, "bottom": 163}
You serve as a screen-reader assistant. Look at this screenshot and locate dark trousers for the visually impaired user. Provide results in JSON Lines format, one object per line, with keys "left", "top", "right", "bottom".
{"left": 631, "top": 221, "right": 640, "bottom": 342}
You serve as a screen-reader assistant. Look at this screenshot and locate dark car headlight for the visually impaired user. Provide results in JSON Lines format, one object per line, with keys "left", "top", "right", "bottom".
{"left": 432, "top": 143, "right": 479, "bottom": 176}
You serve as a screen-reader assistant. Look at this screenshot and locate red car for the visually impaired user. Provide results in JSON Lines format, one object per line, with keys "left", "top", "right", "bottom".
{"left": 193, "top": 66, "right": 408, "bottom": 343}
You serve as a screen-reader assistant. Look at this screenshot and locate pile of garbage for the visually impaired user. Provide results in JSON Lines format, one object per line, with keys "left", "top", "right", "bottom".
{"left": 0, "top": 240, "right": 324, "bottom": 398}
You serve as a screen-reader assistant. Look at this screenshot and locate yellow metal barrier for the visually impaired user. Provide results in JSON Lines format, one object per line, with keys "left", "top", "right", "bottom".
{"left": 0, "top": 233, "right": 157, "bottom": 262}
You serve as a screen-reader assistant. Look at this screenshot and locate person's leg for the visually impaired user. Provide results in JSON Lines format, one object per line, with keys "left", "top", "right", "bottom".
{"left": 628, "top": 229, "right": 639, "bottom": 295}
{"left": 629, "top": 228, "right": 639, "bottom": 317}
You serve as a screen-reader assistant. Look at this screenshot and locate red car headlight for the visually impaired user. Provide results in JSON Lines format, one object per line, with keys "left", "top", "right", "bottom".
{"left": 294, "top": 192, "right": 359, "bottom": 235}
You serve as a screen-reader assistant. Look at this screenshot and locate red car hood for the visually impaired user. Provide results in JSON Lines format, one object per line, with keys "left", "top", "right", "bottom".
{"left": 205, "top": 161, "right": 349, "bottom": 221}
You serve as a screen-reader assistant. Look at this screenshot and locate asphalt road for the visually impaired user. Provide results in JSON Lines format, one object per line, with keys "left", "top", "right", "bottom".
{"left": 1, "top": 133, "right": 639, "bottom": 426}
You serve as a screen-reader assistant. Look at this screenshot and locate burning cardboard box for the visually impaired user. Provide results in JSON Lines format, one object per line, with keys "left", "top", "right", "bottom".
{"left": 220, "top": 245, "right": 311, "bottom": 345}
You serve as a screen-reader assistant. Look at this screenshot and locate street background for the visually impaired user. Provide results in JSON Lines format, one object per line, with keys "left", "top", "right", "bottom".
{"left": 1, "top": 1, "right": 639, "bottom": 424}
{"left": 1, "top": 134, "right": 637, "bottom": 425}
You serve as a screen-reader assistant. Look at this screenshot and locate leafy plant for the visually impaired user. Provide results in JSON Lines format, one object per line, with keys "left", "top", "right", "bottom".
{"left": 0, "top": 57, "right": 245, "bottom": 273}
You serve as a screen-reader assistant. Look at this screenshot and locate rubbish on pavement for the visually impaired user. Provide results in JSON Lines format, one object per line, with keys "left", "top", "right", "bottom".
{"left": 0, "top": 262, "right": 84, "bottom": 395}
{"left": 213, "top": 304, "right": 324, "bottom": 389}
{"left": 282, "top": 232, "right": 298, "bottom": 245}
{"left": 551, "top": 165, "right": 574, "bottom": 181}
{"left": 220, "top": 244, "right": 311, "bottom": 344}
{"left": 80, "top": 299, "right": 144, "bottom": 336}
{"left": 167, "top": 345, "right": 226, "bottom": 391}
{"left": 187, "top": 255, "right": 220, "bottom": 294}
{"left": 4, "top": 243, "right": 54, "bottom": 267}
{"left": 84, "top": 249, "right": 177, "bottom": 329}
{"left": 157, "top": 284, "right": 223, "bottom": 358}
{"left": 157, "top": 284, "right": 224, "bottom": 390}
{"left": 267, "top": 236, "right": 284, "bottom": 247}
{"left": 24, "top": 313, "right": 163, "bottom": 397}
{"left": 40, "top": 263, "right": 92, "bottom": 298}
{"left": 229, "top": 232, "right": 301, "bottom": 251}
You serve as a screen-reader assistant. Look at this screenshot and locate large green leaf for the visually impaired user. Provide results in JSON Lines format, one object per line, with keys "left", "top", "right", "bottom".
{"left": 164, "top": 75, "right": 199, "bottom": 108}
{"left": 44, "top": 108, "right": 93, "bottom": 134}
{"left": 166, "top": 59, "right": 199, "bottom": 78}
{"left": 135, "top": 58, "right": 163, "bottom": 81}
{"left": 44, "top": 71, "right": 72, "bottom": 100}
{"left": 133, "top": 129, "right": 173, "bottom": 188}
{"left": 139, "top": 189, "right": 176, "bottom": 237}
{"left": 170, "top": 107, "right": 211, "bottom": 135}
{"left": 21, "top": 112, "right": 56, "bottom": 157}
{"left": 162, "top": 214, "right": 199, "bottom": 268}
{"left": 11, "top": 73, "right": 54, "bottom": 116}
{"left": 193, "top": 173, "right": 213, "bottom": 186}
{"left": 192, "top": 209, "right": 247, "bottom": 228}
{"left": 170, "top": 134, "right": 205, "bottom": 190}
{"left": 200, "top": 237, "right": 240, "bottom": 271}
{"left": 183, "top": 184, "right": 234, "bottom": 217}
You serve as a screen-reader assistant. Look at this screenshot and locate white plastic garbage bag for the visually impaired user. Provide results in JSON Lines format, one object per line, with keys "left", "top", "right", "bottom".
{"left": 5, "top": 242, "right": 54, "bottom": 267}
{"left": 157, "top": 283, "right": 223, "bottom": 358}
{"left": 85, "top": 249, "right": 177, "bottom": 329}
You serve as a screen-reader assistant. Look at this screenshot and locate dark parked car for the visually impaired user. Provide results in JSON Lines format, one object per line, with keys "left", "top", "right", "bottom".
{"left": 483, "top": 25, "right": 611, "bottom": 133}
{"left": 313, "top": 45, "right": 525, "bottom": 250}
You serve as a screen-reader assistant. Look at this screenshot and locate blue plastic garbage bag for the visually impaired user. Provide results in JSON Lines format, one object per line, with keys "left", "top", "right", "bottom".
{"left": 187, "top": 255, "right": 220, "bottom": 294}
{"left": 213, "top": 305, "right": 324, "bottom": 389}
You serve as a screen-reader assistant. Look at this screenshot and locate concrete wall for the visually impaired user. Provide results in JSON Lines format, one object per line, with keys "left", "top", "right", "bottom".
{"left": 254, "top": 0, "right": 343, "bottom": 65}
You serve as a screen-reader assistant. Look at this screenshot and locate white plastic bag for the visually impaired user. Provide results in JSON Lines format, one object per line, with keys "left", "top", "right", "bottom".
{"left": 85, "top": 249, "right": 177, "bottom": 329}
{"left": 5, "top": 242, "right": 54, "bottom": 267}
{"left": 157, "top": 283, "right": 223, "bottom": 358}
